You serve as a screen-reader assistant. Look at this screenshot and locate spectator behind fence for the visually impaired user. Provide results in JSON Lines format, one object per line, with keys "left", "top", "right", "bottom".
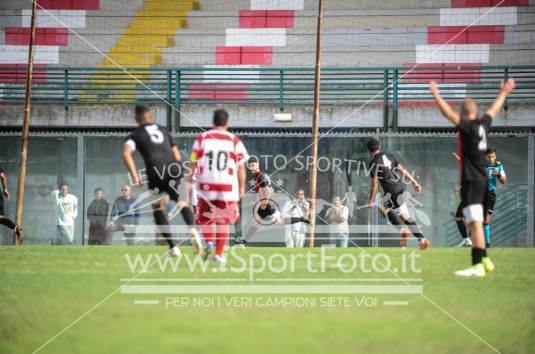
{"left": 282, "top": 189, "right": 309, "bottom": 248}
{"left": 108, "top": 185, "right": 139, "bottom": 245}
{"left": 86, "top": 187, "right": 109, "bottom": 245}
{"left": 52, "top": 183, "right": 78, "bottom": 245}
{"left": 326, "top": 196, "right": 349, "bottom": 248}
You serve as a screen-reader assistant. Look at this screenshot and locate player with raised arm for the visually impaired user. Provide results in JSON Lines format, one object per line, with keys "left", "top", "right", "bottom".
{"left": 187, "top": 109, "right": 248, "bottom": 263}
{"left": 366, "top": 138, "right": 429, "bottom": 250}
{"left": 484, "top": 147, "right": 507, "bottom": 247}
{"left": 430, "top": 78, "right": 515, "bottom": 276}
{"left": 0, "top": 167, "right": 23, "bottom": 241}
{"left": 122, "top": 105, "right": 201, "bottom": 257}
{"left": 241, "top": 157, "right": 311, "bottom": 244}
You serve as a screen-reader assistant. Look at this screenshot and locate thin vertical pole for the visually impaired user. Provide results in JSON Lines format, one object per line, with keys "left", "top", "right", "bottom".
{"left": 13, "top": 1, "right": 38, "bottom": 245}
{"left": 307, "top": 0, "right": 324, "bottom": 248}
{"left": 392, "top": 69, "right": 399, "bottom": 132}
{"left": 383, "top": 69, "right": 389, "bottom": 132}
{"left": 175, "top": 69, "right": 181, "bottom": 133}
{"left": 77, "top": 135, "right": 85, "bottom": 245}
{"left": 279, "top": 70, "right": 284, "bottom": 112}
{"left": 527, "top": 135, "right": 534, "bottom": 247}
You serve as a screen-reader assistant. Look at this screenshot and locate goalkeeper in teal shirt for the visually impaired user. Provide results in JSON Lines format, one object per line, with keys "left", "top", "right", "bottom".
{"left": 485, "top": 147, "right": 507, "bottom": 247}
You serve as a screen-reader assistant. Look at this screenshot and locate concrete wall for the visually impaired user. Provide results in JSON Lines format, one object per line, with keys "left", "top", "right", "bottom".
{"left": 1, "top": 103, "right": 534, "bottom": 129}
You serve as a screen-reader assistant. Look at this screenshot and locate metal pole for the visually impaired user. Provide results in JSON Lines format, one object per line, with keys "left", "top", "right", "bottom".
{"left": 77, "top": 135, "right": 85, "bottom": 245}
{"left": 175, "top": 69, "right": 181, "bottom": 133}
{"left": 13, "top": 1, "right": 37, "bottom": 245}
{"left": 307, "top": 0, "right": 324, "bottom": 248}
{"left": 527, "top": 135, "right": 534, "bottom": 247}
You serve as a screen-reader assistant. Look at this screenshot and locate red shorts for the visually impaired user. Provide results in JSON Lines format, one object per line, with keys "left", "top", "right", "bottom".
{"left": 196, "top": 199, "right": 239, "bottom": 225}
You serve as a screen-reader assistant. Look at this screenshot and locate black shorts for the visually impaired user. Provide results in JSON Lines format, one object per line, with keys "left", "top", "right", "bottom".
{"left": 383, "top": 190, "right": 404, "bottom": 210}
{"left": 257, "top": 203, "right": 276, "bottom": 219}
{"left": 147, "top": 161, "right": 183, "bottom": 201}
{"left": 148, "top": 176, "right": 181, "bottom": 202}
{"left": 460, "top": 180, "right": 488, "bottom": 223}
{"left": 486, "top": 190, "right": 496, "bottom": 214}
{"left": 0, "top": 195, "right": 4, "bottom": 215}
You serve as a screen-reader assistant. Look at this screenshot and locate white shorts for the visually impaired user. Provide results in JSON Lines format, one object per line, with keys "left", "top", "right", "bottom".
{"left": 392, "top": 203, "right": 410, "bottom": 217}
{"left": 462, "top": 204, "right": 484, "bottom": 224}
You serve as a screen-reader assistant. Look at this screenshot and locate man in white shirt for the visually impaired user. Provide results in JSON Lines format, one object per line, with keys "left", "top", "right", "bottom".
{"left": 282, "top": 189, "right": 309, "bottom": 248}
{"left": 342, "top": 185, "right": 357, "bottom": 219}
{"left": 52, "top": 183, "right": 78, "bottom": 244}
{"left": 326, "top": 196, "right": 349, "bottom": 248}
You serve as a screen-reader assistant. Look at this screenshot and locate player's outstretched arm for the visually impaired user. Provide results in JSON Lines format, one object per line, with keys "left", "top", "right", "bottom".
{"left": 122, "top": 143, "right": 141, "bottom": 186}
{"left": 429, "top": 81, "right": 460, "bottom": 125}
{"left": 396, "top": 164, "right": 422, "bottom": 194}
{"left": 486, "top": 78, "right": 515, "bottom": 119}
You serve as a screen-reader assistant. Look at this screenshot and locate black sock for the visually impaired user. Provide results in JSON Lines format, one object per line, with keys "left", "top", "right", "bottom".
{"left": 180, "top": 206, "right": 195, "bottom": 226}
{"left": 403, "top": 219, "right": 424, "bottom": 240}
{"left": 456, "top": 220, "right": 469, "bottom": 239}
{"left": 153, "top": 209, "right": 175, "bottom": 248}
{"left": 0, "top": 217, "right": 16, "bottom": 230}
{"left": 471, "top": 247, "right": 486, "bottom": 265}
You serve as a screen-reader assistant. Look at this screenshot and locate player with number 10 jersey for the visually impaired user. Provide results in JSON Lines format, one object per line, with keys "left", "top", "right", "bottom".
{"left": 189, "top": 110, "right": 248, "bottom": 262}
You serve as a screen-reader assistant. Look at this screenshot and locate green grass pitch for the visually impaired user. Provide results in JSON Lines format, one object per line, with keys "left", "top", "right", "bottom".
{"left": 0, "top": 246, "right": 534, "bottom": 354}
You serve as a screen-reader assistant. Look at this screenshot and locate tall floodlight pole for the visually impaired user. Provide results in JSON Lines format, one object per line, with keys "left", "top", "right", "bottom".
{"left": 307, "top": 0, "right": 324, "bottom": 248}
{"left": 13, "top": 1, "right": 38, "bottom": 245}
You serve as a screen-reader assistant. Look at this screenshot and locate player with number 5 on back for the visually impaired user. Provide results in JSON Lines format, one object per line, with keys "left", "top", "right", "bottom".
{"left": 122, "top": 105, "right": 202, "bottom": 257}
{"left": 430, "top": 78, "right": 515, "bottom": 277}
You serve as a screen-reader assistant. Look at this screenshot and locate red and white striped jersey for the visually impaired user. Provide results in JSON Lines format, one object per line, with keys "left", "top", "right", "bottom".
{"left": 190, "top": 129, "right": 248, "bottom": 202}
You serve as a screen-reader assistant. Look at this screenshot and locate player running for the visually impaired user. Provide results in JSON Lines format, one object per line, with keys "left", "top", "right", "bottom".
{"left": 484, "top": 147, "right": 506, "bottom": 247}
{"left": 0, "top": 167, "right": 23, "bottom": 241}
{"left": 188, "top": 109, "right": 248, "bottom": 263}
{"left": 123, "top": 105, "right": 201, "bottom": 257}
{"left": 366, "top": 138, "right": 429, "bottom": 250}
{"left": 241, "top": 156, "right": 311, "bottom": 243}
{"left": 430, "top": 78, "right": 515, "bottom": 276}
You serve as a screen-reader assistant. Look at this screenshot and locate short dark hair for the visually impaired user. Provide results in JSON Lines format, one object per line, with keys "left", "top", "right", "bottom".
{"left": 94, "top": 187, "right": 103, "bottom": 194}
{"left": 213, "top": 109, "right": 229, "bottom": 127}
{"left": 135, "top": 105, "right": 150, "bottom": 118}
{"left": 486, "top": 147, "right": 496, "bottom": 154}
{"left": 59, "top": 182, "right": 68, "bottom": 189}
{"left": 248, "top": 156, "right": 259, "bottom": 164}
{"left": 366, "top": 138, "right": 380, "bottom": 153}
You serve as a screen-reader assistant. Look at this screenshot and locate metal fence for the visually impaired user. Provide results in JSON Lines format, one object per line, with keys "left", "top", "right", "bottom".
{"left": 1, "top": 65, "right": 534, "bottom": 118}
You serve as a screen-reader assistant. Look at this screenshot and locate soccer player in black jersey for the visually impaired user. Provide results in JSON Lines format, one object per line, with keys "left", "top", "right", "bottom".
{"left": 366, "top": 138, "right": 429, "bottom": 250}
{"left": 430, "top": 78, "right": 515, "bottom": 276}
{"left": 0, "top": 167, "right": 23, "bottom": 241}
{"left": 123, "top": 105, "right": 201, "bottom": 257}
{"left": 241, "top": 156, "right": 310, "bottom": 243}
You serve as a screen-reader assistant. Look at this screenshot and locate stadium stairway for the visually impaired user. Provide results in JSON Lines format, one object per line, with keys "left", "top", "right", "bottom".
{"left": 87, "top": 0, "right": 200, "bottom": 101}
